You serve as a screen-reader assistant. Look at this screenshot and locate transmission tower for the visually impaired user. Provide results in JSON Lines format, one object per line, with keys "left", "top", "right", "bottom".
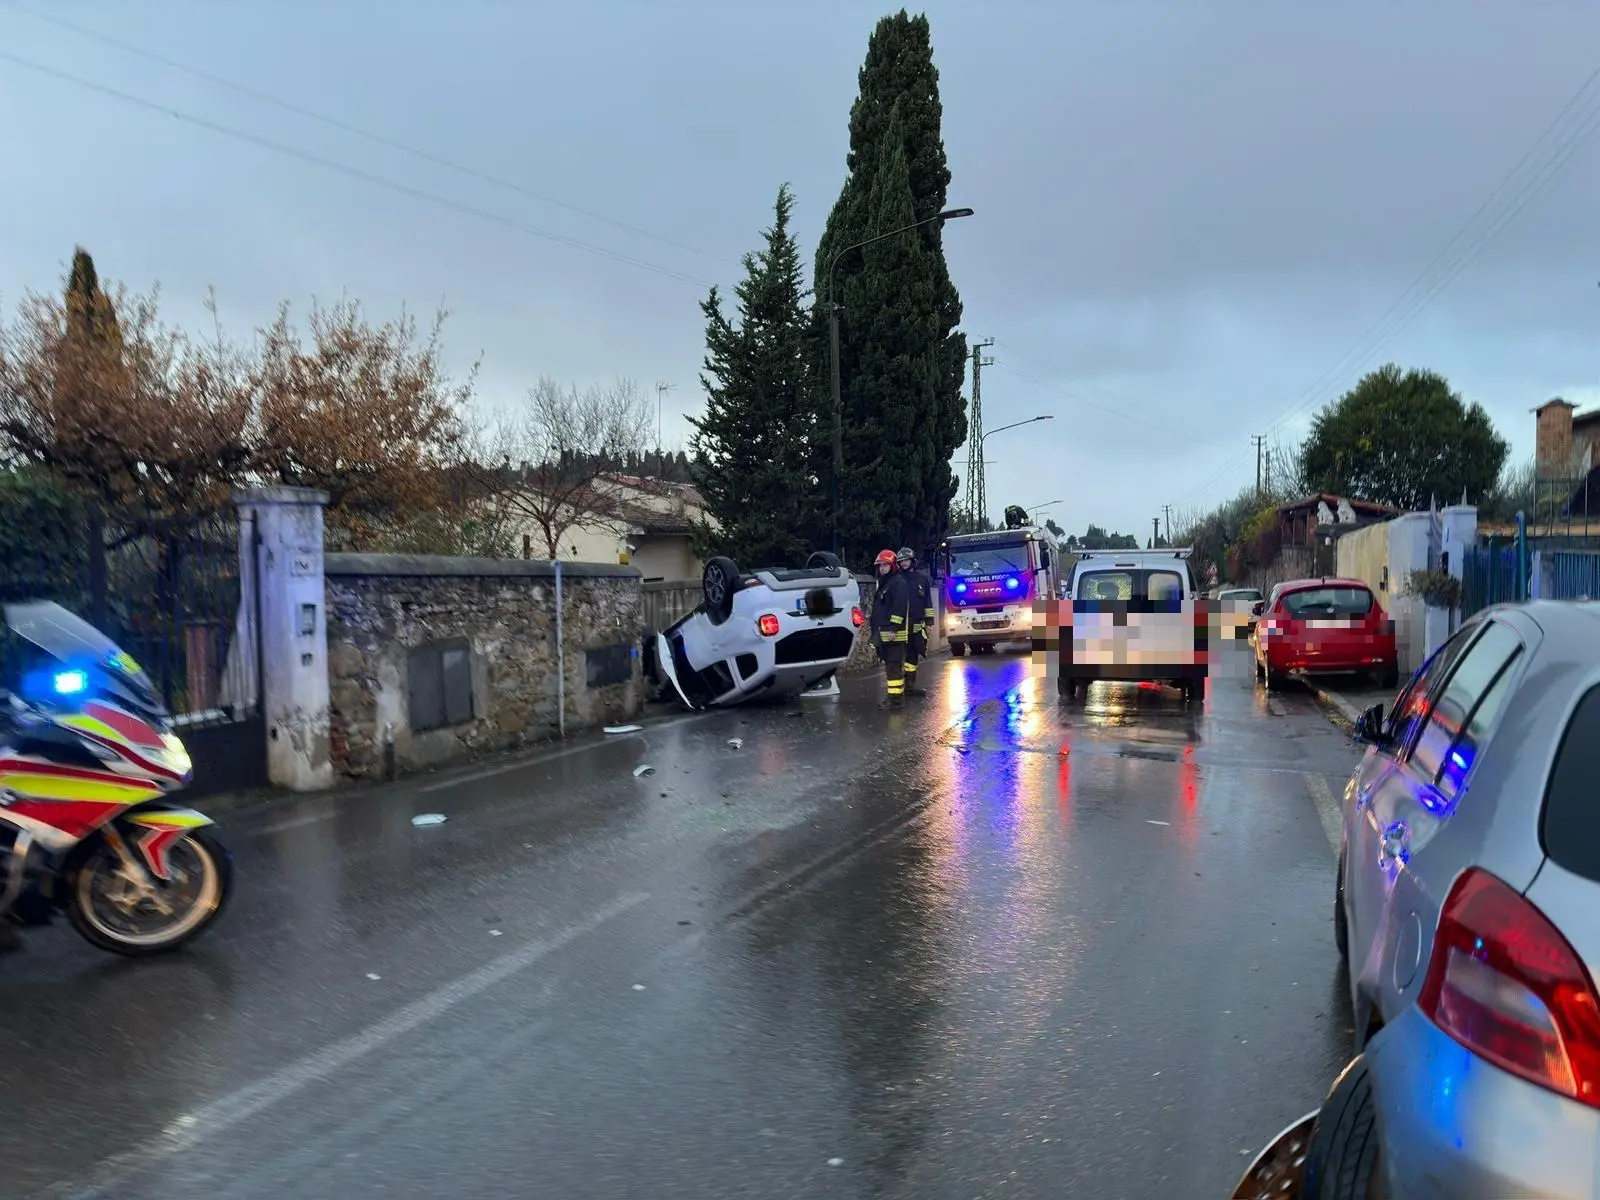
{"left": 965, "top": 339, "right": 995, "bottom": 526}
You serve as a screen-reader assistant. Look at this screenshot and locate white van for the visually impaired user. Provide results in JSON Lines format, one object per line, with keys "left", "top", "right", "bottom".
{"left": 1059, "top": 549, "right": 1201, "bottom": 703}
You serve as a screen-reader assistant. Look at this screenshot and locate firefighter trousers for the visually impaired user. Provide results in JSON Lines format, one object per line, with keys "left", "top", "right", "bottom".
{"left": 879, "top": 639, "right": 907, "bottom": 702}
{"left": 906, "top": 628, "right": 926, "bottom": 685}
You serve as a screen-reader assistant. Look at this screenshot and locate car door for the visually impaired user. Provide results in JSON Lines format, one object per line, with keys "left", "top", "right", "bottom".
{"left": 1343, "top": 622, "right": 1480, "bottom": 970}
{"left": 1348, "top": 618, "right": 1526, "bottom": 1027}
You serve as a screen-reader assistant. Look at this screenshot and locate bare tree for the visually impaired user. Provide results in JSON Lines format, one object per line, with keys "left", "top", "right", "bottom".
{"left": 480, "top": 376, "right": 655, "bottom": 559}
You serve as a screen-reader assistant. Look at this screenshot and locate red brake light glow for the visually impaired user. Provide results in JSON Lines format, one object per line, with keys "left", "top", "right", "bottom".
{"left": 757, "top": 614, "right": 781, "bottom": 637}
{"left": 1418, "top": 867, "right": 1600, "bottom": 1108}
{"left": 850, "top": 607, "right": 864, "bottom": 628}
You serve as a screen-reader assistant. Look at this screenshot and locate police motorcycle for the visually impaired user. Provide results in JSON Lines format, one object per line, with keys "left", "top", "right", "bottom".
{"left": 0, "top": 600, "right": 233, "bottom": 956}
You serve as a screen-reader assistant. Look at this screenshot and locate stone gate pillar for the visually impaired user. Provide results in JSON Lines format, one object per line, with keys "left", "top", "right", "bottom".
{"left": 234, "top": 486, "right": 332, "bottom": 792}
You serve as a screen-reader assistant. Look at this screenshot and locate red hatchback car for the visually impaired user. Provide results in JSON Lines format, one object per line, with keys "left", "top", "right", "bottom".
{"left": 1252, "top": 576, "right": 1398, "bottom": 690}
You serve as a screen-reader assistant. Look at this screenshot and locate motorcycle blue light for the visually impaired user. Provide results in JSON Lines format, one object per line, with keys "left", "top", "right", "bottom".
{"left": 53, "top": 670, "right": 87, "bottom": 695}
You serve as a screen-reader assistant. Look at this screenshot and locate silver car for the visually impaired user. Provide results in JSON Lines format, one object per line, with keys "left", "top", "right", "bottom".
{"left": 1330, "top": 600, "right": 1600, "bottom": 1198}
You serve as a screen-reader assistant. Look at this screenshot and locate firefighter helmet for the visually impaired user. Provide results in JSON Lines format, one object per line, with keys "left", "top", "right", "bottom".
{"left": 896, "top": 546, "right": 914, "bottom": 563}
{"left": 874, "top": 549, "right": 898, "bottom": 567}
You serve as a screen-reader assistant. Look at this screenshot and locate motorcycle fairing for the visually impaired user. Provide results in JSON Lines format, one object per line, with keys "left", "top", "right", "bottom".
{"left": 124, "top": 807, "right": 215, "bottom": 881}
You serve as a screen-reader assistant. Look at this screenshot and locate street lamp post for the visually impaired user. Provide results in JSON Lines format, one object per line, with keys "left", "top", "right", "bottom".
{"left": 975, "top": 416, "right": 1053, "bottom": 525}
{"left": 829, "top": 206, "right": 975, "bottom": 558}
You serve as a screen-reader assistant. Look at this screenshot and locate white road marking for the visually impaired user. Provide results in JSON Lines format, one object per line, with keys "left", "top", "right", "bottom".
{"left": 1302, "top": 773, "right": 1342, "bottom": 858}
{"left": 49, "top": 891, "right": 651, "bottom": 1199}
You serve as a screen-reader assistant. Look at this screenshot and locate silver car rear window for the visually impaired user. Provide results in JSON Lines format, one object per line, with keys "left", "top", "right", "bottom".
{"left": 1543, "top": 684, "right": 1600, "bottom": 884}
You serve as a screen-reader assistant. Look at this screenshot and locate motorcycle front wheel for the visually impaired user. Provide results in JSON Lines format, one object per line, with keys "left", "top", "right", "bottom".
{"left": 68, "top": 827, "right": 233, "bottom": 957}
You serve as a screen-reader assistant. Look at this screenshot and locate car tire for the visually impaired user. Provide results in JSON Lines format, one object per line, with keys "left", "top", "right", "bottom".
{"left": 1335, "top": 848, "right": 1350, "bottom": 967}
{"left": 1302, "top": 1056, "right": 1384, "bottom": 1200}
{"left": 1266, "top": 666, "right": 1288, "bottom": 691}
{"left": 702, "top": 556, "right": 742, "bottom": 625}
{"left": 806, "top": 550, "right": 843, "bottom": 572}
{"left": 1057, "top": 672, "right": 1072, "bottom": 699}
{"left": 1377, "top": 662, "right": 1398, "bottom": 690}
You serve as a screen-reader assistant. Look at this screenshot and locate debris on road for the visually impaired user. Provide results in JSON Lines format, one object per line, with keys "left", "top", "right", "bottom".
{"left": 411, "top": 813, "right": 447, "bottom": 827}
{"left": 633, "top": 764, "right": 655, "bottom": 777}
{"left": 605, "top": 724, "right": 644, "bottom": 735}
{"left": 1146, "top": 819, "right": 1171, "bottom": 826}
{"left": 727, "top": 738, "right": 744, "bottom": 750}
{"left": 366, "top": 973, "right": 381, "bottom": 981}
{"left": 632, "top": 983, "right": 647, "bottom": 991}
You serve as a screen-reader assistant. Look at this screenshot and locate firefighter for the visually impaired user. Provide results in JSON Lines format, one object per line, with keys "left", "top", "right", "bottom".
{"left": 897, "top": 546, "right": 934, "bottom": 695}
{"left": 870, "top": 548, "right": 912, "bottom": 707}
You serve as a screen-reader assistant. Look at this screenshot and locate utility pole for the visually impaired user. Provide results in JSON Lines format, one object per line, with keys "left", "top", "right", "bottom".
{"left": 964, "top": 338, "right": 996, "bottom": 527}
{"left": 654, "top": 382, "right": 676, "bottom": 477}
{"left": 1252, "top": 434, "right": 1267, "bottom": 494}
{"left": 1264, "top": 444, "right": 1273, "bottom": 495}
{"left": 1162, "top": 504, "right": 1172, "bottom": 545}
{"left": 1152, "top": 516, "right": 1160, "bottom": 548}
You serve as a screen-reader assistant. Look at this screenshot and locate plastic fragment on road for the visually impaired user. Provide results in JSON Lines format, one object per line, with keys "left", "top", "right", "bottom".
{"left": 366, "top": 973, "right": 381, "bottom": 981}
{"left": 633, "top": 764, "right": 655, "bottom": 777}
{"left": 411, "top": 813, "right": 447, "bottom": 827}
{"left": 1146, "top": 819, "right": 1170, "bottom": 826}
{"left": 727, "top": 738, "right": 743, "bottom": 750}
{"left": 605, "top": 724, "right": 644, "bottom": 735}
{"left": 488, "top": 929, "right": 503, "bottom": 937}
{"left": 632, "top": 983, "right": 646, "bottom": 991}
{"left": 827, "top": 1158, "right": 844, "bottom": 1167}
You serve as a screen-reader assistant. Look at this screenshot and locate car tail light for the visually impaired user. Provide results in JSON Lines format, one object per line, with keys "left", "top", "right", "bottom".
{"left": 1418, "top": 867, "right": 1600, "bottom": 1108}
{"left": 757, "top": 614, "right": 781, "bottom": 637}
{"left": 850, "top": 607, "right": 864, "bottom": 628}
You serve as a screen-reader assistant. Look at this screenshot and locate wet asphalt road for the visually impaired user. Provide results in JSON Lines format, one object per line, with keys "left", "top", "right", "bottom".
{"left": 1, "top": 649, "right": 1362, "bottom": 1199}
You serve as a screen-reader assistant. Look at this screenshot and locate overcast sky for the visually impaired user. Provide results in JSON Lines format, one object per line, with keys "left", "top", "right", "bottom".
{"left": 4, "top": 1, "right": 1600, "bottom": 540}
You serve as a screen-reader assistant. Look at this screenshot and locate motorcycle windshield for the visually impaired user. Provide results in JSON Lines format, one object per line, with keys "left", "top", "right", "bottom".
{"left": 2, "top": 600, "right": 161, "bottom": 709}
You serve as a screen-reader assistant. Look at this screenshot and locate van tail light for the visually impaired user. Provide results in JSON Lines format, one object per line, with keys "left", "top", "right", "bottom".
{"left": 757, "top": 614, "right": 781, "bottom": 637}
{"left": 1418, "top": 868, "right": 1600, "bottom": 1108}
{"left": 850, "top": 607, "right": 864, "bottom": 628}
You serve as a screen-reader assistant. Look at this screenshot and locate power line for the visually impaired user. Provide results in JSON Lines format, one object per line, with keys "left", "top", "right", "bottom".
{"left": 988, "top": 359, "right": 1197, "bottom": 437}
{"left": 0, "top": 50, "right": 721, "bottom": 290}
{"left": 1174, "top": 64, "right": 1600, "bottom": 515}
{"left": 0, "top": 0, "right": 738, "bottom": 268}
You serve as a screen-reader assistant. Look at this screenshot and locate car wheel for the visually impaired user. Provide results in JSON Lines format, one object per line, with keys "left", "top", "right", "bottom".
{"left": 1266, "top": 666, "right": 1288, "bottom": 691}
{"left": 1057, "top": 672, "right": 1073, "bottom": 699}
{"left": 1302, "top": 1056, "right": 1384, "bottom": 1200}
{"left": 1335, "top": 848, "right": 1350, "bottom": 967}
{"left": 806, "top": 551, "right": 843, "bottom": 572}
{"left": 951, "top": 641, "right": 967, "bottom": 658}
{"left": 702, "top": 556, "right": 741, "bottom": 625}
{"left": 1377, "top": 662, "right": 1398, "bottom": 690}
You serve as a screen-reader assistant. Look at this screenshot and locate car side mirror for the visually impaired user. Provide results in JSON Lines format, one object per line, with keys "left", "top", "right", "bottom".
{"left": 1353, "top": 703, "right": 1389, "bottom": 746}
{"left": 1250, "top": 601, "right": 1265, "bottom": 616}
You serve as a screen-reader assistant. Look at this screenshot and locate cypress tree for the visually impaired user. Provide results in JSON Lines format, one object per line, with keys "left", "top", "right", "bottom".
{"left": 814, "top": 10, "right": 967, "bottom": 562}
{"left": 688, "top": 184, "right": 816, "bottom": 567}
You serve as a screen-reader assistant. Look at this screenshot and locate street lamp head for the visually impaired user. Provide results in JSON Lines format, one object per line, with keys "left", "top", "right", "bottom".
{"left": 939, "top": 207, "right": 975, "bottom": 220}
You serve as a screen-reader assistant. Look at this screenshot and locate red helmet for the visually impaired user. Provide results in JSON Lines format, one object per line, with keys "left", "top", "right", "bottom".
{"left": 874, "top": 549, "right": 897, "bottom": 567}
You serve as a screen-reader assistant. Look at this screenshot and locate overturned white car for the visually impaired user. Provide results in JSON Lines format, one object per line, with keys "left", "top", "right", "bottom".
{"left": 648, "top": 552, "right": 865, "bottom": 710}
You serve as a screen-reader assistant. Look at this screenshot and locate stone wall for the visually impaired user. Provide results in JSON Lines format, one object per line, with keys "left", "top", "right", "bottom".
{"left": 324, "top": 555, "right": 642, "bottom": 779}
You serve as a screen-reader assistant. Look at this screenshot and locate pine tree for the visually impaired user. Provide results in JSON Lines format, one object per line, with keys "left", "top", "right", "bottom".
{"left": 688, "top": 184, "right": 816, "bottom": 567}
{"left": 814, "top": 10, "right": 967, "bottom": 563}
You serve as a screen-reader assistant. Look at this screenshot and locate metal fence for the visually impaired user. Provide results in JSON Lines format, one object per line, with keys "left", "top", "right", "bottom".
{"left": 1548, "top": 551, "right": 1600, "bottom": 601}
{"left": 1461, "top": 544, "right": 1524, "bottom": 616}
{"left": 0, "top": 498, "right": 266, "bottom": 794}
